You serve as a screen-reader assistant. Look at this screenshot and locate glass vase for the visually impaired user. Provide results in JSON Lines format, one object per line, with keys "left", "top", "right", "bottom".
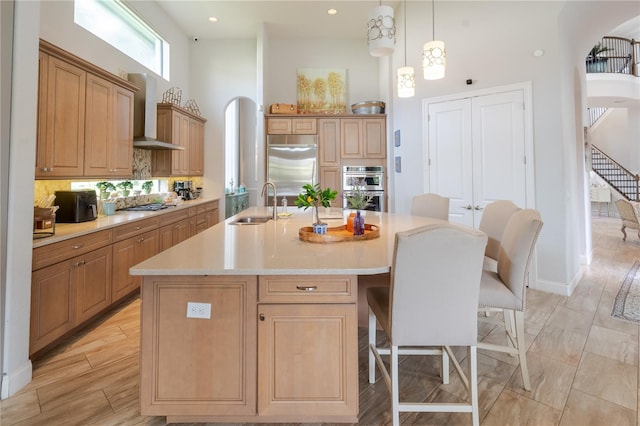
{"left": 353, "top": 210, "right": 365, "bottom": 236}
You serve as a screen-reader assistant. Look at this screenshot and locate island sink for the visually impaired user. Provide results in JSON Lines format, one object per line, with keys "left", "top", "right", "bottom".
{"left": 230, "top": 216, "right": 272, "bottom": 225}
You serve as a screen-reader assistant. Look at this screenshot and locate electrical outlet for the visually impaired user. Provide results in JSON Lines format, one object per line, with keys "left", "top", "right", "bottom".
{"left": 186, "top": 302, "right": 211, "bottom": 319}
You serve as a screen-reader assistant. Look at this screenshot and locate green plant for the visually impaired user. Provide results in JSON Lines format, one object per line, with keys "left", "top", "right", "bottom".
{"left": 345, "top": 179, "right": 373, "bottom": 210}
{"left": 96, "top": 181, "right": 116, "bottom": 198}
{"left": 588, "top": 42, "right": 613, "bottom": 59}
{"left": 295, "top": 183, "right": 338, "bottom": 225}
{"left": 116, "top": 180, "right": 133, "bottom": 190}
{"left": 141, "top": 181, "right": 154, "bottom": 194}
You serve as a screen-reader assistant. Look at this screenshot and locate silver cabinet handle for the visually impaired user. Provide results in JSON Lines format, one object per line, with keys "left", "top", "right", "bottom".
{"left": 72, "top": 244, "right": 84, "bottom": 249}
{"left": 259, "top": 313, "right": 265, "bottom": 321}
{"left": 296, "top": 285, "right": 317, "bottom": 291}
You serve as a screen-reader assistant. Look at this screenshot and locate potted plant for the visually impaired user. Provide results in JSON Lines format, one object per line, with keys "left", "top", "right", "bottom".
{"left": 295, "top": 183, "right": 338, "bottom": 233}
{"left": 96, "top": 181, "right": 116, "bottom": 199}
{"left": 141, "top": 180, "right": 154, "bottom": 195}
{"left": 345, "top": 179, "right": 373, "bottom": 232}
{"left": 117, "top": 180, "right": 133, "bottom": 197}
{"left": 586, "top": 42, "right": 614, "bottom": 73}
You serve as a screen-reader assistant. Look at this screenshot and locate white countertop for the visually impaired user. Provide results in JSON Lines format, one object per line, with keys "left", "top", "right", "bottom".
{"left": 33, "top": 198, "right": 217, "bottom": 248}
{"left": 130, "top": 207, "right": 444, "bottom": 276}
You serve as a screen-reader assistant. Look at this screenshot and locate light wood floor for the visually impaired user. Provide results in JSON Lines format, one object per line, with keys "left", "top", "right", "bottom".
{"left": 2, "top": 215, "right": 638, "bottom": 425}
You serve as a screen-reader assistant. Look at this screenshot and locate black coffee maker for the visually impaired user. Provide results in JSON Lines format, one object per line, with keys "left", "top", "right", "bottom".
{"left": 173, "top": 180, "right": 194, "bottom": 200}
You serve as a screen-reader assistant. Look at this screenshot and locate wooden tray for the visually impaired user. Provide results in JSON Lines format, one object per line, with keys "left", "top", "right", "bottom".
{"left": 299, "top": 224, "right": 380, "bottom": 243}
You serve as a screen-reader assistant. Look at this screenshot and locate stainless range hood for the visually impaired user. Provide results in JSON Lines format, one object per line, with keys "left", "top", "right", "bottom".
{"left": 127, "top": 73, "right": 184, "bottom": 150}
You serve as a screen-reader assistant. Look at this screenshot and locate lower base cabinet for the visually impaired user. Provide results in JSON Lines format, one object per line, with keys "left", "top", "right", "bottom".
{"left": 112, "top": 229, "right": 158, "bottom": 302}
{"left": 257, "top": 303, "right": 358, "bottom": 418}
{"left": 140, "top": 275, "right": 257, "bottom": 417}
{"left": 140, "top": 274, "right": 359, "bottom": 423}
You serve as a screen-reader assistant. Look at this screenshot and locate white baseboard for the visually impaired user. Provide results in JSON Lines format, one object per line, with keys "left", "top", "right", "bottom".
{"left": 530, "top": 267, "right": 583, "bottom": 297}
{"left": 1, "top": 360, "right": 32, "bottom": 399}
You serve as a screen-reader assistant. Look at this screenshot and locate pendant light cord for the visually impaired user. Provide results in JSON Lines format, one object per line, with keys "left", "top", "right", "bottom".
{"left": 404, "top": 0, "right": 407, "bottom": 66}
{"left": 432, "top": 0, "right": 435, "bottom": 40}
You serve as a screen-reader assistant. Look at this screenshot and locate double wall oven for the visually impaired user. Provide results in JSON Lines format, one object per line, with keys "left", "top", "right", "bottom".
{"left": 342, "top": 166, "right": 385, "bottom": 212}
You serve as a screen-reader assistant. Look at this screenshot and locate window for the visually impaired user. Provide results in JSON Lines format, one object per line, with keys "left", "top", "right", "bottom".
{"left": 74, "top": 0, "right": 169, "bottom": 79}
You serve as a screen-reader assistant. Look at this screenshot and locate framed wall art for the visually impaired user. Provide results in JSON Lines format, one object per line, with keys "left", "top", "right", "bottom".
{"left": 296, "top": 68, "right": 347, "bottom": 114}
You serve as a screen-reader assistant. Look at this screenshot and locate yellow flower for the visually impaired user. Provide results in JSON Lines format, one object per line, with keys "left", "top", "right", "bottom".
{"left": 307, "top": 196, "right": 314, "bottom": 203}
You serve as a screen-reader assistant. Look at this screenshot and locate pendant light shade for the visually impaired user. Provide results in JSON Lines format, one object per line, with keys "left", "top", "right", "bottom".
{"left": 397, "top": 66, "right": 416, "bottom": 98}
{"left": 422, "top": 0, "right": 446, "bottom": 80}
{"left": 422, "top": 40, "right": 446, "bottom": 79}
{"left": 396, "top": 0, "right": 414, "bottom": 98}
{"left": 368, "top": 4, "right": 396, "bottom": 57}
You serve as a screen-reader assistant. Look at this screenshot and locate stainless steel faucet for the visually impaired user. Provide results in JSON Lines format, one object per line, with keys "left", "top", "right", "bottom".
{"left": 261, "top": 181, "right": 277, "bottom": 220}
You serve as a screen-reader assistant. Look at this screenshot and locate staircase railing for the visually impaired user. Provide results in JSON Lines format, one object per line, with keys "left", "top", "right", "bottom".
{"left": 586, "top": 36, "right": 638, "bottom": 76}
{"left": 591, "top": 145, "right": 640, "bottom": 201}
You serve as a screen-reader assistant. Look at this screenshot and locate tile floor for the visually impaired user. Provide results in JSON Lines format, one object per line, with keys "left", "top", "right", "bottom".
{"left": 1, "top": 214, "right": 638, "bottom": 425}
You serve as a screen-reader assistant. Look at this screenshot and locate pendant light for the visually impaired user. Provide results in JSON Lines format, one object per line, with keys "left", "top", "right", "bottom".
{"left": 422, "top": 0, "right": 446, "bottom": 80}
{"left": 397, "top": 0, "right": 415, "bottom": 97}
{"left": 368, "top": 1, "right": 396, "bottom": 57}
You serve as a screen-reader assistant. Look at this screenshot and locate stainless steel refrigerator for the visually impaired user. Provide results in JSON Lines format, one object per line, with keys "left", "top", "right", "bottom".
{"left": 267, "top": 134, "right": 318, "bottom": 196}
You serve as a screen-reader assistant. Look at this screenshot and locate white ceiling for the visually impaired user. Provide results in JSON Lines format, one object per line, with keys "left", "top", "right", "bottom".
{"left": 156, "top": 0, "right": 400, "bottom": 40}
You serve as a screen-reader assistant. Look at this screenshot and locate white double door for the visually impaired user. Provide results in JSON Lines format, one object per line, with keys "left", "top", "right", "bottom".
{"left": 425, "top": 88, "right": 528, "bottom": 227}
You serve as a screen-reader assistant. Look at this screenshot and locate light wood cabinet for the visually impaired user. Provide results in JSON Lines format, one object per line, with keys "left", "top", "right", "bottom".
{"left": 318, "top": 119, "right": 341, "bottom": 166}
{"left": 76, "top": 246, "right": 112, "bottom": 323}
{"left": 84, "top": 74, "right": 134, "bottom": 177}
{"left": 256, "top": 275, "right": 358, "bottom": 419}
{"left": 30, "top": 233, "right": 113, "bottom": 355}
{"left": 320, "top": 167, "right": 341, "bottom": 206}
{"left": 340, "top": 118, "right": 386, "bottom": 159}
{"left": 36, "top": 40, "right": 138, "bottom": 179}
{"left": 159, "top": 217, "right": 194, "bottom": 251}
{"left": 112, "top": 228, "right": 159, "bottom": 302}
{"left": 35, "top": 54, "right": 86, "bottom": 177}
{"left": 266, "top": 117, "right": 317, "bottom": 134}
{"left": 153, "top": 103, "right": 207, "bottom": 177}
{"left": 189, "top": 118, "right": 205, "bottom": 175}
{"left": 196, "top": 200, "right": 220, "bottom": 233}
{"left": 140, "top": 275, "right": 257, "bottom": 417}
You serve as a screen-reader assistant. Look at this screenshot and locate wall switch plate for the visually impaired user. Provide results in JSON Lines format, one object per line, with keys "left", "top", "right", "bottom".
{"left": 186, "top": 302, "right": 211, "bottom": 319}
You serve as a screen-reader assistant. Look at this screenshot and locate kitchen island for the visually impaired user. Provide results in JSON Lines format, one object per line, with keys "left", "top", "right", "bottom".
{"left": 131, "top": 207, "right": 443, "bottom": 423}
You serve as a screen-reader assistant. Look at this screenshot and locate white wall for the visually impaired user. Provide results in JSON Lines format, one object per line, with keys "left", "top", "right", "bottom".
{"left": 189, "top": 39, "right": 257, "bottom": 209}
{"left": 40, "top": 0, "right": 191, "bottom": 98}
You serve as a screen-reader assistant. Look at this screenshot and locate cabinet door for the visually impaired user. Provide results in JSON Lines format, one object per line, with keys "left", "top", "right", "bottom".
{"left": 37, "top": 56, "right": 86, "bottom": 177}
{"left": 267, "top": 118, "right": 292, "bottom": 134}
{"left": 257, "top": 304, "right": 358, "bottom": 417}
{"left": 30, "top": 260, "right": 76, "bottom": 354}
{"left": 84, "top": 73, "right": 113, "bottom": 177}
{"left": 140, "top": 276, "right": 257, "bottom": 416}
{"left": 318, "top": 119, "right": 341, "bottom": 166}
{"left": 320, "top": 167, "right": 342, "bottom": 207}
{"left": 76, "top": 246, "right": 112, "bottom": 323}
{"left": 35, "top": 51, "right": 49, "bottom": 176}
{"left": 152, "top": 108, "right": 174, "bottom": 176}
{"left": 340, "top": 119, "right": 363, "bottom": 158}
{"left": 112, "top": 230, "right": 158, "bottom": 301}
{"left": 173, "top": 113, "right": 190, "bottom": 175}
{"left": 363, "top": 118, "right": 386, "bottom": 158}
{"left": 292, "top": 118, "right": 317, "bottom": 134}
{"left": 111, "top": 85, "right": 134, "bottom": 176}
{"left": 188, "top": 118, "right": 205, "bottom": 176}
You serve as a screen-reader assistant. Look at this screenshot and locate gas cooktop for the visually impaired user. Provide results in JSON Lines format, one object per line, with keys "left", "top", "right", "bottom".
{"left": 125, "top": 203, "right": 168, "bottom": 212}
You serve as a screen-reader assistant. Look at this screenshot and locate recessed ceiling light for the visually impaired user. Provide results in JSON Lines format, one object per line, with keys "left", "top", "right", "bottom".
{"left": 208, "top": 16, "right": 218, "bottom": 23}
{"left": 327, "top": 8, "right": 338, "bottom": 15}
{"left": 533, "top": 49, "right": 544, "bottom": 57}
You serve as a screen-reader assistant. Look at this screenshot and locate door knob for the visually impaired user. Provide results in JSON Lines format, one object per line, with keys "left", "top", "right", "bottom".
{"left": 461, "top": 204, "right": 473, "bottom": 210}
{"left": 474, "top": 205, "right": 483, "bottom": 211}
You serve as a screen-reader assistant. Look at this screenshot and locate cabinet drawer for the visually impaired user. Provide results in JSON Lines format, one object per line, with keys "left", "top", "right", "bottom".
{"left": 32, "top": 230, "right": 112, "bottom": 271}
{"left": 157, "top": 209, "right": 191, "bottom": 227}
{"left": 258, "top": 275, "right": 356, "bottom": 303}
{"left": 113, "top": 217, "right": 159, "bottom": 242}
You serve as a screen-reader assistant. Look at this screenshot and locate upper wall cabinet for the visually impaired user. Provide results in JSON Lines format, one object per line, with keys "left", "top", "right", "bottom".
{"left": 152, "top": 103, "right": 207, "bottom": 177}
{"left": 266, "top": 118, "right": 317, "bottom": 134}
{"left": 36, "top": 39, "right": 138, "bottom": 179}
{"left": 340, "top": 118, "right": 386, "bottom": 159}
